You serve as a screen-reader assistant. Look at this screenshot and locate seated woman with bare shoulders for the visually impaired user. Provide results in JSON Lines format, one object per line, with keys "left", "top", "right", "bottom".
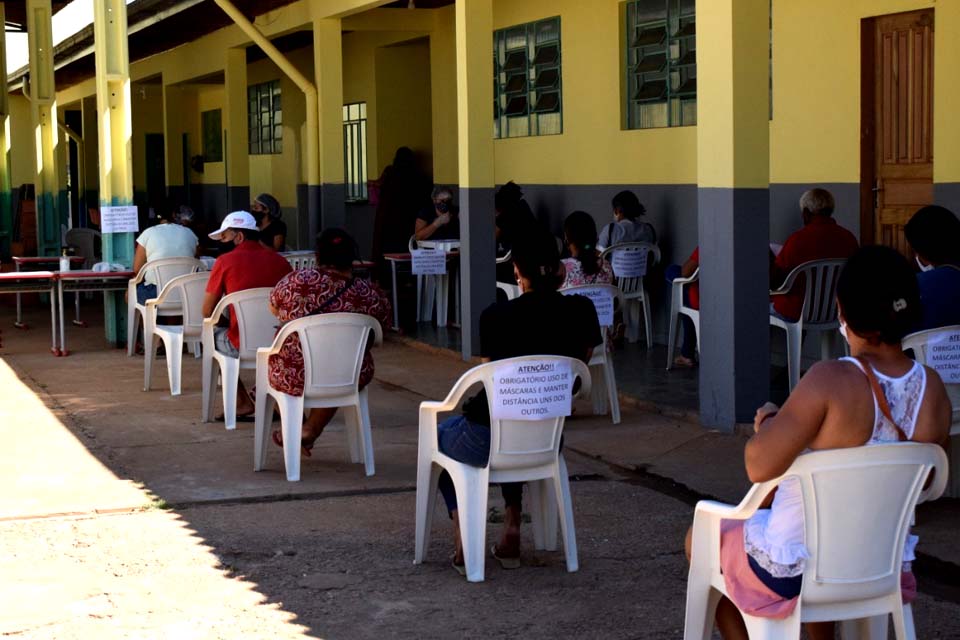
{"left": 685, "top": 245, "right": 952, "bottom": 640}
{"left": 268, "top": 229, "right": 392, "bottom": 456}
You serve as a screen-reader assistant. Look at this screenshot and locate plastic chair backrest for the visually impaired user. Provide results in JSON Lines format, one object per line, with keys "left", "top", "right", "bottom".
{"left": 155, "top": 272, "right": 211, "bottom": 332}
{"left": 214, "top": 288, "right": 277, "bottom": 360}
{"left": 787, "top": 443, "right": 946, "bottom": 605}
{"left": 270, "top": 313, "right": 383, "bottom": 399}
{"left": 902, "top": 325, "right": 960, "bottom": 424}
{"left": 138, "top": 257, "right": 203, "bottom": 307}
{"left": 65, "top": 228, "right": 102, "bottom": 269}
{"left": 449, "top": 356, "right": 591, "bottom": 472}
{"left": 600, "top": 242, "right": 661, "bottom": 296}
{"left": 496, "top": 282, "right": 520, "bottom": 301}
{"left": 282, "top": 251, "right": 316, "bottom": 270}
{"left": 779, "top": 259, "right": 846, "bottom": 326}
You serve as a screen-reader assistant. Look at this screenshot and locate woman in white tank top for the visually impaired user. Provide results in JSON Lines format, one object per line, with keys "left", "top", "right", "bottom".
{"left": 685, "top": 246, "right": 952, "bottom": 640}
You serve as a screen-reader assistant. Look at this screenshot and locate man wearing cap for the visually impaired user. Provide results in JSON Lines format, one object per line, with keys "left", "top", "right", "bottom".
{"left": 251, "top": 193, "right": 287, "bottom": 251}
{"left": 132, "top": 205, "right": 199, "bottom": 304}
{"left": 203, "top": 211, "right": 292, "bottom": 420}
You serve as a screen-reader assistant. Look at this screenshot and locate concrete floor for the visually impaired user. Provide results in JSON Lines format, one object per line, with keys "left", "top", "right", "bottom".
{"left": 2, "top": 299, "right": 960, "bottom": 639}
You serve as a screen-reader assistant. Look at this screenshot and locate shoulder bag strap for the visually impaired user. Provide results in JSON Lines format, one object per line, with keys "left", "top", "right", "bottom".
{"left": 854, "top": 356, "right": 908, "bottom": 442}
{"left": 308, "top": 277, "right": 357, "bottom": 317}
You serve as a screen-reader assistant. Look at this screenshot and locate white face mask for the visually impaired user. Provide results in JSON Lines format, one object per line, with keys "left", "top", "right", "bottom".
{"left": 839, "top": 319, "right": 849, "bottom": 344}
{"left": 915, "top": 256, "right": 934, "bottom": 272}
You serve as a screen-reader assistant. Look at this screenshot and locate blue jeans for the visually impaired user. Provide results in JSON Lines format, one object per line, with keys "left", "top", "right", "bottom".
{"left": 665, "top": 265, "right": 697, "bottom": 359}
{"left": 436, "top": 415, "right": 523, "bottom": 515}
{"left": 136, "top": 283, "right": 157, "bottom": 305}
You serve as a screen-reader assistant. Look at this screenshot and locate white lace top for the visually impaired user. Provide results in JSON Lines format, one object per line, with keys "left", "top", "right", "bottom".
{"left": 743, "top": 358, "right": 927, "bottom": 578}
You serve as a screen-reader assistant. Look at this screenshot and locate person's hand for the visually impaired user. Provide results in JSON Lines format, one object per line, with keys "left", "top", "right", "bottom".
{"left": 754, "top": 402, "right": 779, "bottom": 432}
{"left": 436, "top": 212, "right": 451, "bottom": 226}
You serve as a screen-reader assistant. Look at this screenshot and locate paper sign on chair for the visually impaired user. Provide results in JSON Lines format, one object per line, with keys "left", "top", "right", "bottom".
{"left": 611, "top": 247, "right": 648, "bottom": 278}
{"left": 412, "top": 249, "right": 447, "bottom": 275}
{"left": 491, "top": 359, "right": 573, "bottom": 421}
{"left": 927, "top": 330, "right": 960, "bottom": 384}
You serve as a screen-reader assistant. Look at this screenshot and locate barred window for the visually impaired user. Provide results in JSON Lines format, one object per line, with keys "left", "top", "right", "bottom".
{"left": 201, "top": 109, "right": 222, "bottom": 162}
{"left": 248, "top": 80, "right": 282, "bottom": 155}
{"left": 343, "top": 102, "right": 368, "bottom": 202}
{"left": 625, "top": 0, "right": 696, "bottom": 129}
{"left": 494, "top": 16, "right": 563, "bottom": 139}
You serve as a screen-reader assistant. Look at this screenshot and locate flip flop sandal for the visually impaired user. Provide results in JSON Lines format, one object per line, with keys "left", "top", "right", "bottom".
{"left": 215, "top": 413, "right": 254, "bottom": 423}
{"left": 451, "top": 556, "right": 466, "bottom": 577}
{"left": 490, "top": 544, "right": 521, "bottom": 570}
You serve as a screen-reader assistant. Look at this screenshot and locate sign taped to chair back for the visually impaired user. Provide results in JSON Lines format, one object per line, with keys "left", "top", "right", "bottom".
{"left": 927, "top": 330, "right": 960, "bottom": 384}
{"left": 412, "top": 249, "right": 446, "bottom": 275}
{"left": 611, "top": 247, "right": 648, "bottom": 278}
{"left": 563, "top": 286, "right": 614, "bottom": 327}
{"left": 492, "top": 359, "right": 573, "bottom": 421}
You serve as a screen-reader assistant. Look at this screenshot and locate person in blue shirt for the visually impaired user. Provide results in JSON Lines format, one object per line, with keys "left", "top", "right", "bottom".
{"left": 904, "top": 205, "right": 960, "bottom": 331}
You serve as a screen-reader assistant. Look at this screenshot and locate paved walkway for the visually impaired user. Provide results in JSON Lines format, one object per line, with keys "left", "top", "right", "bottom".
{"left": 2, "top": 302, "right": 959, "bottom": 638}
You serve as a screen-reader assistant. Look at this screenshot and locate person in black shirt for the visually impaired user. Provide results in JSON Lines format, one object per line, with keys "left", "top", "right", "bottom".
{"left": 414, "top": 186, "right": 460, "bottom": 242}
{"left": 436, "top": 231, "right": 601, "bottom": 575}
{"left": 252, "top": 192, "right": 287, "bottom": 251}
{"left": 494, "top": 181, "right": 541, "bottom": 283}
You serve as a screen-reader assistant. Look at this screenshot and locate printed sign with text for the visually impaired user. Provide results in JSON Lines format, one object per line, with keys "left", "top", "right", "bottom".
{"left": 927, "top": 330, "right": 960, "bottom": 384}
{"left": 491, "top": 359, "right": 573, "bottom": 421}
{"left": 564, "top": 286, "right": 614, "bottom": 327}
{"left": 611, "top": 247, "right": 648, "bottom": 278}
{"left": 411, "top": 249, "right": 447, "bottom": 275}
{"left": 100, "top": 205, "right": 140, "bottom": 234}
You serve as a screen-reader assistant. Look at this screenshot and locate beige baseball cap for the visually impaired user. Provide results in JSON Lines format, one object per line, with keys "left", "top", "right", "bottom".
{"left": 208, "top": 211, "right": 258, "bottom": 240}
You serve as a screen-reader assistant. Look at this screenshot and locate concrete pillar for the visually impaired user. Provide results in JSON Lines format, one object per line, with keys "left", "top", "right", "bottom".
{"left": 0, "top": 3, "right": 12, "bottom": 260}
{"left": 313, "top": 17, "right": 346, "bottom": 234}
{"left": 696, "top": 0, "right": 771, "bottom": 429}
{"left": 455, "top": 0, "right": 496, "bottom": 359}
{"left": 80, "top": 96, "right": 99, "bottom": 225}
{"left": 161, "top": 81, "right": 183, "bottom": 208}
{"left": 223, "top": 48, "right": 250, "bottom": 212}
{"left": 27, "top": 0, "right": 62, "bottom": 256}
{"left": 93, "top": 0, "right": 135, "bottom": 343}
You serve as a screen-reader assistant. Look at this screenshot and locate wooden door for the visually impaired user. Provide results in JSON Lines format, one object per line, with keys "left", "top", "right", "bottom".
{"left": 865, "top": 10, "right": 934, "bottom": 255}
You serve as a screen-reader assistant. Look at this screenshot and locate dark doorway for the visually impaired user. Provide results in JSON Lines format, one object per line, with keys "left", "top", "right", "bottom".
{"left": 145, "top": 133, "right": 166, "bottom": 213}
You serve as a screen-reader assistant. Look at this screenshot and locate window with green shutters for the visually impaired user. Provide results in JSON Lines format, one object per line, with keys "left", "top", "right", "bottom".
{"left": 343, "top": 102, "right": 368, "bottom": 202}
{"left": 248, "top": 80, "right": 282, "bottom": 155}
{"left": 493, "top": 16, "right": 563, "bottom": 139}
{"left": 624, "top": 0, "right": 696, "bottom": 129}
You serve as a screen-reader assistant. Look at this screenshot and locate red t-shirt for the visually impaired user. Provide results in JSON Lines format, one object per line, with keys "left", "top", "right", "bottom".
{"left": 771, "top": 217, "right": 858, "bottom": 320}
{"left": 687, "top": 247, "right": 700, "bottom": 310}
{"left": 206, "top": 241, "right": 293, "bottom": 348}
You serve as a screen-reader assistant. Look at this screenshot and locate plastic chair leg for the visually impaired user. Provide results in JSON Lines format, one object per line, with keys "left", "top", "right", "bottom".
{"left": 625, "top": 300, "right": 640, "bottom": 344}
{"left": 891, "top": 602, "right": 915, "bottom": 640}
{"left": 554, "top": 456, "right": 577, "bottom": 571}
{"left": 192, "top": 341, "right": 202, "bottom": 359}
{"left": 839, "top": 615, "right": 890, "bottom": 640}
{"left": 126, "top": 303, "right": 139, "bottom": 356}
{"left": 278, "top": 394, "right": 305, "bottom": 482}
{"left": 414, "top": 459, "right": 441, "bottom": 564}
{"left": 143, "top": 329, "right": 156, "bottom": 392}
{"left": 415, "top": 274, "right": 423, "bottom": 321}
{"left": 785, "top": 325, "right": 802, "bottom": 391}
{"left": 742, "top": 612, "right": 801, "bottom": 640}
{"left": 424, "top": 276, "right": 437, "bottom": 324}
{"left": 642, "top": 294, "right": 654, "bottom": 350}
{"left": 358, "top": 391, "right": 375, "bottom": 476}
{"left": 344, "top": 406, "right": 362, "bottom": 464}
{"left": 590, "top": 363, "right": 609, "bottom": 416}
{"left": 666, "top": 301, "right": 680, "bottom": 370}
{"left": 220, "top": 357, "right": 241, "bottom": 431}
{"left": 162, "top": 333, "right": 184, "bottom": 396}
{"left": 253, "top": 391, "right": 276, "bottom": 472}
{"left": 450, "top": 467, "right": 490, "bottom": 582}
{"left": 436, "top": 274, "right": 449, "bottom": 327}
{"left": 605, "top": 358, "right": 621, "bottom": 425}
{"left": 681, "top": 582, "right": 722, "bottom": 640}
{"left": 201, "top": 353, "right": 217, "bottom": 423}
{"left": 528, "top": 479, "right": 558, "bottom": 551}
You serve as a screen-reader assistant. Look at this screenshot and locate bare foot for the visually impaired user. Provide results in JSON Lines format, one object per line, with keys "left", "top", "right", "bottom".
{"left": 494, "top": 505, "right": 522, "bottom": 558}
{"left": 673, "top": 354, "right": 697, "bottom": 368}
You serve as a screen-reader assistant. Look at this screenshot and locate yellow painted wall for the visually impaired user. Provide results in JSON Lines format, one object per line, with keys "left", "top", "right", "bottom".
{"left": 8, "top": 95, "right": 35, "bottom": 188}
{"left": 195, "top": 85, "right": 225, "bottom": 184}
{"left": 430, "top": 6, "right": 458, "bottom": 185}
{"left": 375, "top": 37, "right": 434, "bottom": 178}
{"left": 491, "top": 0, "right": 697, "bottom": 186}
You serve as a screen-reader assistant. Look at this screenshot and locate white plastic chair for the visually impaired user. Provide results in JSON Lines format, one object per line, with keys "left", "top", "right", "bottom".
{"left": 903, "top": 325, "right": 960, "bottom": 497}
{"left": 601, "top": 242, "right": 661, "bottom": 348}
{"left": 201, "top": 288, "right": 277, "bottom": 430}
{"left": 281, "top": 251, "right": 316, "bottom": 270}
{"left": 253, "top": 313, "right": 384, "bottom": 482}
{"left": 409, "top": 235, "right": 438, "bottom": 323}
{"left": 496, "top": 282, "right": 521, "bottom": 301}
{"left": 666, "top": 267, "right": 700, "bottom": 370}
{"left": 770, "top": 259, "right": 846, "bottom": 391}
{"left": 684, "top": 442, "right": 947, "bottom": 640}
{"left": 126, "top": 257, "right": 203, "bottom": 356}
{"left": 414, "top": 355, "right": 592, "bottom": 582}
{"left": 561, "top": 284, "right": 624, "bottom": 424}
{"left": 143, "top": 272, "right": 211, "bottom": 396}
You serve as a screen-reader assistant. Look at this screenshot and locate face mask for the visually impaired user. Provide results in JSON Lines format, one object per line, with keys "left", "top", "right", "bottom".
{"left": 436, "top": 201, "right": 450, "bottom": 214}
{"left": 839, "top": 319, "right": 849, "bottom": 344}
{"left": 915, "top": 256, "right": 934, "bottom": 272}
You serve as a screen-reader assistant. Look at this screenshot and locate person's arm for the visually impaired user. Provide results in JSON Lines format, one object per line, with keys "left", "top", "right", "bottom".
{"left": 744, "top": 361, "right": 833, "bottom": 482}
{"left": 202, "top": 292, "right": 220, "bottom": 319}
{"left": 203, "top": 262, "right": 225, "bottom": 318}
{"left": 770, "top": 238, "right": 794, "bottom": 289}
{"left": 415, "top": 214, "right": 450, "bottom": 241}
{"left": 680, "top": 252, "right": 698, "bottom": 278}
{"left": 132, "top": 244, "right": 148, "bottom": 276}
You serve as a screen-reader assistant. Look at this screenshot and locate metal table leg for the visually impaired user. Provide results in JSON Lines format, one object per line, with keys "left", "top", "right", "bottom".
{"left": 436, "top": 272, "right": 449, "bottom": 328}
{"left": 52, "top": 280, "right": 62, "bottom": 356}
{"left": 73, "top": 291, "right": 86, "bottom": 326}
{"left": 14, "top": 263, "right": 25, "bottom": 329}
{"left": 390, "top": 260, "right": 400, "bottom": 331}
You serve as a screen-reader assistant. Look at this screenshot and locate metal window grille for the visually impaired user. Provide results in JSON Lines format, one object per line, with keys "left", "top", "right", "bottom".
{"left": 201, "top": 109, "right": 223, "bottom": 162}
{"left": 493, "top": 16, "right": 563, "bottom": 139}
{"left": 342, "top": 102, "right": 368, "bottom": 202}
{"left": 248, "top": 80, "right": 282, "bottom": 155}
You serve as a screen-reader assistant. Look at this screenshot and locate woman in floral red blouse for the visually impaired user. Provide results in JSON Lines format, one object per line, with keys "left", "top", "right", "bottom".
{"left": 268, "top": 228, "right": 392, "bottom": 455}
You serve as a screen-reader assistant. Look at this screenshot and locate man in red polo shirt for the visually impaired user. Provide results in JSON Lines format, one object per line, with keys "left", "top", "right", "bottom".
{"left": 770, "top": 188, "right": 858, "bottom": 320}
{"left": 202, "top": 211, "right": 292, "bottom": 420}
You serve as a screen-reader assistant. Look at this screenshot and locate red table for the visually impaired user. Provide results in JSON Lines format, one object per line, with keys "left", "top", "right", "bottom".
{"left": 12, "top": 256, "right": 85, "bottom": 328}
{"left": 56, "top": 270, "right": 134, "bottom": 356}
{"left": 0, "top": 271, "right": 59, "bottom": 353}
